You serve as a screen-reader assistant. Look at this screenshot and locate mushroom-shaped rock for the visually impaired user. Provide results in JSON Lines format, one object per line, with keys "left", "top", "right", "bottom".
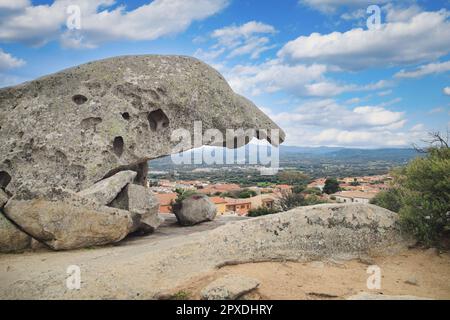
{"left": 173, "top": 194, "right": 217, "bottom": 226}
{"left": 0, "top": 55, "right": 285, "bottom": 196}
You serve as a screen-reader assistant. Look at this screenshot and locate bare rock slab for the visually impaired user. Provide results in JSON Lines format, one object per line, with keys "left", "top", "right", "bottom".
{"left": 4, "top": 190, "right": 133, "bottom": 250}
{"left": 173, "top": 194, "right": 217, "bottom": 226}
{"left": 77, "top": 170, "right": 137, "bottom": 205}
{"left": 201, "top": 275, "right": 260, "bottom": 300}
{"left": 0, "top": 211, "right": 31, "bottom": 253}
{"left": 110, "top": 184, "right": 163, "bottom": 233}
{"left": 347, "top": 292, "right": 432, "bottom": 300}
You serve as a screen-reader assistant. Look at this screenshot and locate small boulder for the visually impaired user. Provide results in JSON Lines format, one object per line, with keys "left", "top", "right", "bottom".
{"left": 173, "top": 194, "right": 217, "bottom": 226}
{"left": 0, "top": 212, "right": 31, "bottom": 253}
{"left": 201, "top": 275, "right": 260, "bottom": 300}
{"left": 109, "top": 184, "right": 163, "bottom": 233}
{"left": 4, "top": 189, "right": 134, "bottom": 250}
{"left": 77, "top": 170, "right": 137, "bottom": 205}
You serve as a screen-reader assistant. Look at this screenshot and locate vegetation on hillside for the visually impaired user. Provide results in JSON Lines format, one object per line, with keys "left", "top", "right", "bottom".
{"left": 371, "top": 132, "right": 450, "bottom": 246}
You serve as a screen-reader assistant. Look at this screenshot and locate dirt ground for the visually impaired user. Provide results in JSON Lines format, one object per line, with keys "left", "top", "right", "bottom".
{"left": 170, "top": 248, "right": 450, "bottom": 300}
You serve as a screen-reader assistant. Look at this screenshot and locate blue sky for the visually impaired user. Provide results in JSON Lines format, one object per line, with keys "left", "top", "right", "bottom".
{"left": 0, "top": 0, "right": 449, "bottom": 148}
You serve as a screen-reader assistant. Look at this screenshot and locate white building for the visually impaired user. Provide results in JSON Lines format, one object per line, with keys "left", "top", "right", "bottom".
{"left": 332, "top": 191, "right": 378, "bottom": 204}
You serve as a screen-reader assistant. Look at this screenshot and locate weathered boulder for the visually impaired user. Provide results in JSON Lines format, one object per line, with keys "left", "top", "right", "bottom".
{"left": 173, "top": 194, "right": 217, "bottom": 226}
{"left": 0, "top": 55, "right": 285, "bottom": 196}
{"left": 3, "top": 189, "right": 134, "bottom": 250}
{"left": 0, "top": 189, "right": 8, "bottom": 208}
{"left": 0, "top": 212, "right": 31, "bottom": 253}
{"left": 109, "top": 184, "right": 163, "bottom": 233}
{"left": 201, "top": 275, "right": 260, "bottom": 300}
{"left": 77, "top": 170, "right": 137, "bottom": 205}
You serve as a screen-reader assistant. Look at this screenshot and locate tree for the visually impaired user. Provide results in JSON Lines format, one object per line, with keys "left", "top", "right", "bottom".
{"left": 323, "top": 178, "right": 340, "bottom": 195}
{"left": 373, "top": 131, "right": 450, "bottom": 246}
{"left": 292, "top": 185, "right": 306, "bottom": 194}
{"left": 278, "top": 171, "right": 309, "bottom": 186}
{"left": 248, "top": 207, "right": 279, "bottom": 217}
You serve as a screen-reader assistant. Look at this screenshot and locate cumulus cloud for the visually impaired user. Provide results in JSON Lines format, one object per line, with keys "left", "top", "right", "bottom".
{"left": 444, "top": 87, "right": 450, "bottom": 96}
{"left": 0, "top": 49, "right": 25, "bottom": 71}
{"left": 395, "top": 60, "right": 450, "bottom": 79}
{"left": 0, "top": 0, "right": 229, "bottom": 48}
{"left": 195, "top": 21, "right": 277, "bottom": 61}
{"left": 278, "top": 9, "right": 450, "bottom": 70}
{"left": 262, "top": 98, "right": 426, "bottom": 147}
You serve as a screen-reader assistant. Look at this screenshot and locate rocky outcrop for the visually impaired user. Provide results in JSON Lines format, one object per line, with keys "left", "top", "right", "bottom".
{"left": 173, "top": 194, "right": 217, "bottom": 226}
{"left": 109, "top": 184, "right": 162, "bottom": 233}
{"left": 77, "top": 171, "right": 137, "bottom": 205}
{"left": 3, "top": 190, "right": 133, "bottom": 250}
{"left": 0, "top": 55, "right": 284, "bottom": 251}
{"left": 0, "top": 55, "right": 284, "bottom": 196}
{"left": 0, "top": 204, "right": 412, "bottom": 299}
{"left": 0, "top": 212, "right": 31, "bottom": 253}
{"left": 201, "top": 275, "right": 260, "bottom": 300}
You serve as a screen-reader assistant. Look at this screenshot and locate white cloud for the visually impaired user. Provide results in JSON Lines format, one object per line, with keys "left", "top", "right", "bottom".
{"left": 278, "top": 9, "right": 450, "bottom": 70}
{"left": 196, "top": 21, "right": 277, "bottom": 61}
{"left": 0, "top": 49, "right": 25, "bottom": 71}
{"left": 395, "top": 60, "right": 450, "bottom": 78}
{"left": 225, "top": 61, "right": 328, "bottom": 96}
{"left": 428, "top": 107, "right": 445, "bottom": 115}
{"left": 444, "top": 87, "right": 450, "bottom": 96}
{"left": 299, "top": 0, "right": 390, "bottom": 14}
{"left": 262, "top": 98, "right": 426, "bottom": 147}
{"left": 0, "top": 0, "right": 229, "bottom": 47}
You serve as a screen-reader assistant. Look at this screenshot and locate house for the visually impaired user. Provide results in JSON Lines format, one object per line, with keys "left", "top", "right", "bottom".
{"left": 224, "top": 198, "right": 252, "bottom": 216}
{"left": 332, "top": 191, "right": 377, "bottom": 204}
{"left": 274, "top": 184, "right": 292, "bottom": 193}
{"left": 248, "top": 194, "right": 277, "bottom": 210}
{"left": 155, "top": 193, "right": 178, "bottom": 213}
{"left": 209, "top": 196, "right": 228, "bottom": 215}
{"left": 198, "top": 183, "right": 241, "bottom": 195}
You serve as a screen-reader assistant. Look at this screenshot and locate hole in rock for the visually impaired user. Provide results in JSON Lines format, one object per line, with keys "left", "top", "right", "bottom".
{"left": 113, "top": 136, "right": 124, "bottom": 157}
{"left": 72, "top": 94, "right": 88, "bottom": 105}
{"left": 0, "top": 171, "right": 11, "bottom": 190}
{"left": 147, "top": 109, "right": 169, "bottom": 131}
{"left": 122, "top": 112, "right": 130, "bottom": 120}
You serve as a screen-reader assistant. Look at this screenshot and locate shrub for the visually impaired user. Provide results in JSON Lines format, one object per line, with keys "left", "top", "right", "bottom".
{"left": 248, "top": 207, "right": 279, "bottom": 217}
{"left": 371, "top": 136, "right": 449, "bottom": 246}
{"left": 323, "top": 178, "right": 340, "bottom": 195}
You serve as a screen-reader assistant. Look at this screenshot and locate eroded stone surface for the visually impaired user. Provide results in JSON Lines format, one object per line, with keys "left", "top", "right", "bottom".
{"left": 77, "top": 170, "right": 137, "bottom": 205}
{"left": 201, "top": 275, "right": 260, "bottom": 300}
{"left": 0, "top": 211, "right": 31, "bottom": 253}
{"left": 347, "top": 292, "right": 432, "bottom": 300}
{"left": 0, "top": 55, "right": 284, "bottom": 196}
{"left": 109, "top": 183, "right": 162, "bottom": 233}
{"left": 0, "top": 190, "right": 8, "bottom": 208}
{"left": 173, "top": 194, "right": 217, "bottom": 226}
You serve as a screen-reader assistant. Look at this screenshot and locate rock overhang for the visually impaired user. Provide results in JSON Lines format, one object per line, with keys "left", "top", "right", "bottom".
{"left": 0, "top": 55, "right": 285, "bottom": 194}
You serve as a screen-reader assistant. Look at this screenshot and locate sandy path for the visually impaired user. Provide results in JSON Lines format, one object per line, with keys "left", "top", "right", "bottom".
{"left": 172, "top": 249, "right": 450, "bottom": 300}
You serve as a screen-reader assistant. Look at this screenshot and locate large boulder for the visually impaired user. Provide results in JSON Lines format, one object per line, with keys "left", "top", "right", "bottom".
{"left": 3, "top": 189, "right": 134, "bottom": 250}
{"left": 0, "top": 55, "right": 285, "bottom": 196}
{"left": 0, "top": 212, "right": 31, "bottom": 253}
{"left": 77, "top": 170, "right": 137, "bottom": 205}
{"left": 201, "top": 275, "right": 260, "bottom": 300}
{"left": 109, "top": 184, "right": 163, "bottom": 233}
{"left": 173, "top": 194, "right": 217, "bottom": 226}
